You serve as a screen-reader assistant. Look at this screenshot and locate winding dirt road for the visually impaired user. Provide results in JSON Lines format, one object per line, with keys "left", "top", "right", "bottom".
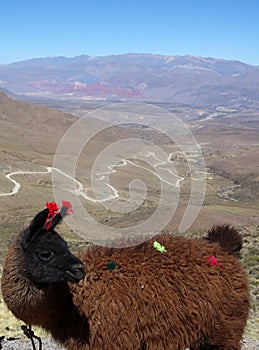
{"left": 0, "top": 152, "right": 184, "bottom": 201}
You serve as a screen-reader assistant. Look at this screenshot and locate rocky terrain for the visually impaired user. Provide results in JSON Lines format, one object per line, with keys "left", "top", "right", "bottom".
{"left": 0, "top": 336, "right": 258, "bottom": 349}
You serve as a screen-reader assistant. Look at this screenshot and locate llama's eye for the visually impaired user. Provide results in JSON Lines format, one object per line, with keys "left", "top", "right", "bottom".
{"left": 38, "top": 250, "right": 54, "bottom": 262}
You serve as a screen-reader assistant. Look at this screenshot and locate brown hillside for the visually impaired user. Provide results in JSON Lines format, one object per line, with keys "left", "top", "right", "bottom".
{"left": 0, "top": 92, "right": 76, "bottom": 165}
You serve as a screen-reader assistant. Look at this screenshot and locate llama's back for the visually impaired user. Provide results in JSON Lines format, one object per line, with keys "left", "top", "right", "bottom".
{"left": 70, "top": 231, "right": 250, "bottom": 350}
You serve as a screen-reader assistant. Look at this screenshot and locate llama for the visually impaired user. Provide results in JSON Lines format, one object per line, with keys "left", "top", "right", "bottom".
{"left": 1, "top": 202, "right": 250, "bottom": 350}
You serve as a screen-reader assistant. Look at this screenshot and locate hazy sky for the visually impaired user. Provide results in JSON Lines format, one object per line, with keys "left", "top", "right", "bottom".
{"left": 1, "top": 0, "right": 258, "bottom": 65}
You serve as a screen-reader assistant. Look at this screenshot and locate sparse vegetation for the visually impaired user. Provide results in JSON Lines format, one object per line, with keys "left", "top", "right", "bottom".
{"left": 240, "top": 226, "right": 259, "bottom": 340}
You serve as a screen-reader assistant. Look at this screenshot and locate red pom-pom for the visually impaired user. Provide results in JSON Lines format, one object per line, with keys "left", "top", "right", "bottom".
{"left": 45, "top": 201, "right": 60, "bottom": 229}
{"left": 62, "top": 200, "right": 73, "bottom": 215}
{"left": 45, "top": 201, "right": 59, "bottom": 213}
{"left": 207, "top": 256, "right": 223, "bottom": 266}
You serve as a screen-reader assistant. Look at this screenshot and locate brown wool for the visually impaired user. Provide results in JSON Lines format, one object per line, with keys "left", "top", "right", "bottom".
{"left": 1, "top": 223, "right": 250, "bottom": 350}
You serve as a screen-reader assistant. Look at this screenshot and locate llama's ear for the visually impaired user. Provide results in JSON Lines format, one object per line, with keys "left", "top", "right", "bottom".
{"left": 47, "top": 205, "right": 71, "bottom": 231}
{"left": 21, "top": 208, "right": 49, "bottom": 250}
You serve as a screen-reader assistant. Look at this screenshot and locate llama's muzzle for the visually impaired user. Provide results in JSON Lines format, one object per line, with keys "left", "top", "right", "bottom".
{"left": 65, "top": 261, "right": 86, "bottom": 282}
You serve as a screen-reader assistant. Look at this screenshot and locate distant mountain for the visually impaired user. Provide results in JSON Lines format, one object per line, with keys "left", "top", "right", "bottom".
{"left": 1, "top": 53, "right": 259, "bottom": 107}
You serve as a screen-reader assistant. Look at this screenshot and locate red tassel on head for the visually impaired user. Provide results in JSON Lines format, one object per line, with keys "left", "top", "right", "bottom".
{"left": 46, "top": 201, "right": 59, "bottom": 213}
{"left": 44, "top": 200, "right": 73, "bottom": 230}
{"left": 62, "top": 200, "right": 73, "bottom": 215}
{"left": 45, "top": 201, "right": 59, "bottom": 230}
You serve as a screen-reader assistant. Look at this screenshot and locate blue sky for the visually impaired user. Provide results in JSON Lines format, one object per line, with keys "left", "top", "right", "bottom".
{"left": 1, "top": 0, "right": 258, "bottom": 65}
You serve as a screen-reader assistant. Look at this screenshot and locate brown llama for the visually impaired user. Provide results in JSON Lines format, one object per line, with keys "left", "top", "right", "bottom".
{"left": 1, "top": 202, "right": 250, "bottom": 350}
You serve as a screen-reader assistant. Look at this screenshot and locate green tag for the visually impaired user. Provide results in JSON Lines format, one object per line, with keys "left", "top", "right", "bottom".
{"left": 153, "top": 241, "right": 167, "bottom": 253}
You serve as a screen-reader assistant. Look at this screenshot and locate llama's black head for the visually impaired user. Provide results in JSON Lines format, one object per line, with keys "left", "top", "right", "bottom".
{"left": 20, "top": 201, "right": 85, "bottom": 284}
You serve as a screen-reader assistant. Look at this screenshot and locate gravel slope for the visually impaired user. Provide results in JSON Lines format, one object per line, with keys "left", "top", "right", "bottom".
{"left": 1, "top": 337, "right": 259, "bottom": 350}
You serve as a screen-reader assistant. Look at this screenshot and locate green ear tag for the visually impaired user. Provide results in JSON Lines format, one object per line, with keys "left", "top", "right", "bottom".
{"left": 153, "top": 241, "right": 167, "bottom": 253}
{"left": 107, "top": 261, "right": 116, "bottom": 271}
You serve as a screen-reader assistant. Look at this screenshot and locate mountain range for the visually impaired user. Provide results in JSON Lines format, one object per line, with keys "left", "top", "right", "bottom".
{"left": 1, "top": 53, "right": 259, "bottom": 107}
